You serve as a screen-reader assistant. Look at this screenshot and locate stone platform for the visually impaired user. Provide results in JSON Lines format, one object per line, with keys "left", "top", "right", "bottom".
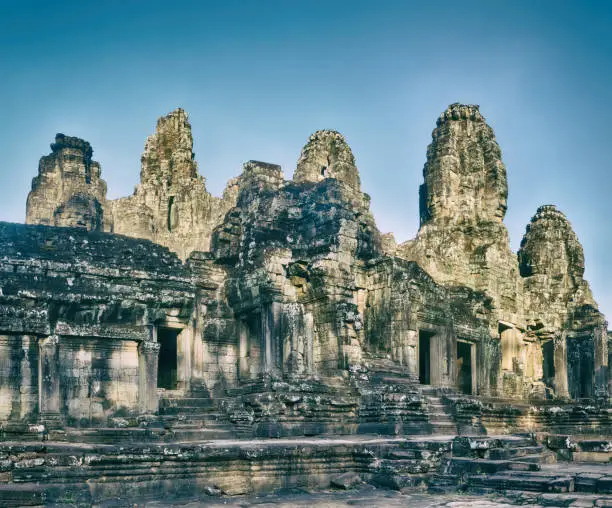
{"left": 0, "top": 432, "right": 610, "bottom": 507}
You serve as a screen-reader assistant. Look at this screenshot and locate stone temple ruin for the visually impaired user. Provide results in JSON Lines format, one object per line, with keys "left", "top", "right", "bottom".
{"left": 0, "top": 104, "right": 609, "bottom": 505}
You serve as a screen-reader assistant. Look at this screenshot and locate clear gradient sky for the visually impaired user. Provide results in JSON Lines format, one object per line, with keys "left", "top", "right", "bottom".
{"left": 1, "top": 1, "right": 610, "bottom": 321}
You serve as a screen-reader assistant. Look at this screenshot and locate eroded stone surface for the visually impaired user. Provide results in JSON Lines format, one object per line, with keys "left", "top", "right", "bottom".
{"left": 6, "top": 102, "right": 611, "bottom": 505}
{"left": 108, "top": 108, "right": 237, "bottom": 259}
{"left": 520, "top": 205, "right": 597, "bottom": 332}
{"left": 26, "top": 134, "right": 107, "bottom": 231}
{"left": 397, "top": 104, "right": 522, "bottom": 327}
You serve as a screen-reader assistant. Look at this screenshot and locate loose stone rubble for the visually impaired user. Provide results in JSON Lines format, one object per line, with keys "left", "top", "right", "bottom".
{"left": 1, "top": 104, "right": 608, "bottom": 506}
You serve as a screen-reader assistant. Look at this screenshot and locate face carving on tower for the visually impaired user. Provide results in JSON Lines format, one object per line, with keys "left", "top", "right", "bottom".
{"left": 26, "top": 134, "right": 107, "bottom": 231}
{"left": 420, "top": 103, "right": 508, "bottom": 226}
{"left": 293, "top": 130, "right": 361, "bottom": 192}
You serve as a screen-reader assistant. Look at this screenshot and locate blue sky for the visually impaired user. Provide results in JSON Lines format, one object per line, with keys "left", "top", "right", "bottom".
{"left": 1, "top": 1, "right": 610, "bottom": 322}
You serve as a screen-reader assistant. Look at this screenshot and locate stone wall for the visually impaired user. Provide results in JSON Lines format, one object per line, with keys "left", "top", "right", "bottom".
{"left": 58, "top": 338, "right": 139, "bottom": 425}
{"left": 0, "top": 222, "right": 195, "bottom": 424}
{"left": 0, "top": 335, "right": 38, "bottom": 421}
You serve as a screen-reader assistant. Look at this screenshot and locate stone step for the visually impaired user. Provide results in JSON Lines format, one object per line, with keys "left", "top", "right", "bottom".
{"left": 63, "top": 428, "right": 168, "bottom": 444}
{"left": 159, "top": 404, "right": 218, "bottom": 413}
{"left": 467, "top": 472, "right": 575, "bottom": 493}
{"left": 159, "top": 413, "right": 227, "bottom": 425}
{"left": 428, "top": 473, "right": 461, "bottom": 493}
{"left": 0, "top": 483, "right": 90, "bottom": 507}
{"left": 60, "top": 425, "right": 235, "bottom": 444}
{"left": 159, "top": 397, "right": 216, "bottom": 408}
{"left": 512, "top": 452, "right": 557, "bottom": 465}
{"left": 449, "top": 457, "right": 540, "bottom": 475}
{"left": 487, "top": 445, "right": 544, "bottom": 460}
{"left": 168, "top": 428, "right": 234, "bottom": 441}
{"left": 454, "top": 435, "right": 536, "bottom": 452}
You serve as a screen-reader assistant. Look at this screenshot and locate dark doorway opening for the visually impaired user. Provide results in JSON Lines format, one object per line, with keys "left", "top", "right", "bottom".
{"left": 419, "top": 330, "right": 432, "bottom": 385}
{"left": 457, "top": 341, "right": 472, "bottom": 394}
{"left": 568, "top": 337, "right": 594, "bottom": 400}
{"left": 157, "top": 328, "right": 178, "bottom": 389}
{"left": 542, "top": 340, "right": 555, "bottom": 388}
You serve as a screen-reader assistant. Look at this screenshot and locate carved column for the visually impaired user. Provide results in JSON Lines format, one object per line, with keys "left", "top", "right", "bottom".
{"left": 176, "top": 325, "right": 193, "bottom": 392}
{"left": 553, "top": 332, "right": 569, "bottom": 399}
{"left": 593, "top": 325, "right": 609, "bottom": 400}
{"left": 138, "top": 340, "right": 160, "bottom": 414}
{"left": 38, "top": 335, "right": 62, "bottom": 426}
{"left": 262, "top": 302, "right": 281, "bottom": 375}
{"left": 430, "top": 328, "right": 454, "bottom": 388}
{"left": 239, "top": 320, "right": 249, "bottom": 380}
{"left": 471, "top": 342, "right": 478, "bottom": 396}
{"left": 405, "top": 330, "right": 418, "bottom": 381}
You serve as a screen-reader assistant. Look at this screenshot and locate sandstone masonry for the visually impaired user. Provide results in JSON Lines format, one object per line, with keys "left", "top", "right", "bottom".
{"left": 5, "top": 103, "right": 611, "bottom": 505}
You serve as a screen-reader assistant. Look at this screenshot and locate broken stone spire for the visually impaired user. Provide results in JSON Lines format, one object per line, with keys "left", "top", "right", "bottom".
{"left": 26, "top": 134, "right": 107, "bottom": 231}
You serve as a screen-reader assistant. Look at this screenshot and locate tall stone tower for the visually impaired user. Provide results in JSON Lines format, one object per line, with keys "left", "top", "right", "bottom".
{"left": 293, "top": 130, "right": 361, "bottom": 192}
{"left": 398, "top": 103, "right": 522, "bottom": 325}
{"left": 26, "top": 134, "right": 107, "bottom": 231}
{"left": 108, "top": 108, "right": 234, "bottom": 259}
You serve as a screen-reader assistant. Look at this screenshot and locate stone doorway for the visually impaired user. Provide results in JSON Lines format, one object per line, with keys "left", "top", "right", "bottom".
{"left": 239, "top": 313, "right": 262, "bottom": 380}
{"left": 542, "top": 340, "right": 555, "bottom": 389}
{"left": 568, "top": 336, "right": 594, "bottom": 399}
{"left": 456, "top": 341, "right": 473, "bottom": 394}
{"left": 157, "top": 328, "right": 178, "bottom": 390}
{"left": 419, "top": 330, "right": 433, "bottom": 385}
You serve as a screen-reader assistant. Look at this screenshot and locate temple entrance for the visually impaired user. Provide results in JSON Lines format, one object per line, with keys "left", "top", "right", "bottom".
{"left": 568, "top": 336, "right": 594, "bottom": 399}
{"left": 456, "top": 341, "right": 473, "bottom": 394}
{"left": 157, "top": 328, "right": 178, "bottom": 389}
{"left": 419, "top": 330, "right": 432, "bottom": 385}
{"left": 542, "top": 340, "right": 555, "bottom": 389}
{"left": 239, "top": 313, "right": 262, "bottom": 379}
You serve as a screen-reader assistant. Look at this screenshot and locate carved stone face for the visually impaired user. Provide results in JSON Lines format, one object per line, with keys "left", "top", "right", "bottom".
{"left": 294, "top": 130, "right": 361, "bottom": 192}
{"left": 421, "top": 104, "right": 508, "bottom": 226}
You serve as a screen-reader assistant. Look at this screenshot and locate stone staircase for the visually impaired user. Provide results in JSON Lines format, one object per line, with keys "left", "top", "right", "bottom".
{"left": 368, "top": 437, "right": 453, "bottom": 490}
{"left": 221, "top": 376, "right": 361, "bottom": 438}
{"left": 439, "top": 434, "right": 612, "bottom": 497}
{"left": 355, "top": 358, "right": 459, "bottom": 436}
{"left": 425, "top": 393, "right": 457, "bottom": 434}
{"left": 51, "top": 388, "right": 235, "bottom": 444}
{"left": 157, "top": 388, "right": 235, "bottom": 440}
{"left": 430, "top": 434, "right": 556, "bottom": 493}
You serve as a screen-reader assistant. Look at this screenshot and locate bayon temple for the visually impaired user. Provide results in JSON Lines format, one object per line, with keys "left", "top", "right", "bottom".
{"left": 0, "top": 104, "right": 610, "bottom": 504}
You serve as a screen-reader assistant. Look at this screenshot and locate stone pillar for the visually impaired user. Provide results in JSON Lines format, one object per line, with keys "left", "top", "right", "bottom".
{"left": 553, "top": 332, "right": 569, "bottom": 399}
{"left": 304, "top": 312, "right": 315, "bottom": 375}
{"left": 608, "top": 334, "right": 612, "bottom": 406}
{"left": 138, "top": 340, "right": 160, "bottom": 414}
{"left": 593, "top": 325, "right": 609, "bottom": 401}
{"left": 38, "top": 335, "right": 62, "bottom": 426}
{"left": 239, "top": 320, "right": 249, "bottom": 380}
{"left": 430, "top": 329, "right": 453, "bottom": 387}
{"left": 405, "top": 330, "right": 418, "bottom": 381}
{"left": 471, "top": 342, "right": 478, "bottom": 395}
{"left": 501, "top": 327, "right": 523, "bottom": 372}
{"left": 262, "top": 302, "right": 281, "bottom": 375}
{"left": 20, "top": 336, "right": 38, "bottom": 420}
{"left": 190, "top": 298, "right": 206, "bottom": 388}
{"left": 177, "top": 325, "right": 192, "bottom": 392}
